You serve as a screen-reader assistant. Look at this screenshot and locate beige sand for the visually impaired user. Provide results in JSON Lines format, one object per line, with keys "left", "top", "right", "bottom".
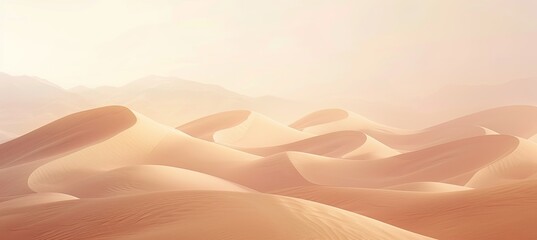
{"left": 275, "top": 181, "right": 537, "bottom": 240}
{"left": 0, "top": 191, "right": 433, "bottom": 240}
{"left": 1, "top": 105, "right": 536, "bottom": 240}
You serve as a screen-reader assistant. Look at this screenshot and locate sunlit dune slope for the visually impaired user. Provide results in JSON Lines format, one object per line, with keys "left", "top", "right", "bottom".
{"left": 60, "top": 165, "right": 251, "bottom": 198}
{"left": 27, "top": 110, "right": 258, "bottom": 194}
{"left": 0, "top": 106, "right": 137, "bottom": 196}
{"left": 0, "top": 191, "right": 434, "bottom": 240}
{"left": 0, "top": 192, "right": 77, "bottom": 211}
{"left": 466, "top": 138, "right": 537, "bottom": 188}
{"left": 247, "top": 135, "right": 522, "bottom": 189}
{"left": 292, "top": 107, "right": 537, "bottom": 151}
{"left": 385, "top": 182, "right": 472, "bottom": 192}
{"left": 179, "top": 110, "right": 312, "bottom": 148}
{"left": 275, "top": 180, "right": 537, "bottom": 240}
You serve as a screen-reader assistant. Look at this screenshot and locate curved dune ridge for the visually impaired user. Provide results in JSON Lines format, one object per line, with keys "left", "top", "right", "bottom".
{"left": 211, "top": 111, "right": 312, "bottom": 148}
{"left": 59, "top": 165, "right": 252, "bottom": 198}
{"left": 27, "top": 111, "right": 258, "bottom": 194}
{"left": 291, "top": 106, "right": 537, "bottom": 151}
{"left": 177, "top": 110, "right": 251, "bottom": 141}
{"left": 242, "top": 135, "right": 523, "bottom": 189}
{"left": 466, "top": 138, "right": 537, "bottom": 188}
{"left": 234, "top": 131, "right": 399, "bottom": 159}
{"left": 0, "top": 191, "right": 433, "bottom": 240}
{"left": 2, "top": 105, "right": 537, "bottom": 239}
{"left": 0, "top": 192, "right": 78, "bottom": 211}
{"left": 0, "top": 106, "right": 137, "bottom": 167}
{"left": 274, "top": 181, "right": 537, "bottom": 240}
{"left": 386, "top": 182, "right": 473, "bottom": 192}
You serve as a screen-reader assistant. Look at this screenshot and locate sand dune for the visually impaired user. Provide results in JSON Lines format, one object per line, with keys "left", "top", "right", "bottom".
{"left": 251, "top": 135, "right": 520, "bottom": 189}
{"left": 178, "top": 110, "right": 251, "bottom": 141}
{"left": 210, "top": 111, "right": 312, "bottom": 148}
{"left": 27, "top": 110, "right": 257, "bottom": 194}
{"left": 1, "top": 104, "right": 536, "bottom": 239}
{"left": 60, "top": 165, "right": 251, "bottom": 198}
{"left": 0, "top": 106, "right": 137, "bottom": 168}
{"left": 466, "top": 138, "right": 537, "bottom": 188}
{"left": 291, "top": 108, "right": 499, "bottom": 151}
{"left": 180, "top": 110, "right": 312, "bottom": 148}
{"left": 434, "top": 105, "right": 537, "bottom": 138}
{"left": 291, "top": 108, "right": 399, "bottom": 134}
{"left": 0, "top": 193, "right": 77, "bottom": 211}
{"left": 232, "top": 131, "right": 398, "bottom": 159}
{"left": 386, "top": 182, "right": 472, "bottom": 192}
{"left": 275, "top": 181, "right": 537, "bottom": 240}
{"left": 0, "top": 191, "right": 433, "bottom": 240}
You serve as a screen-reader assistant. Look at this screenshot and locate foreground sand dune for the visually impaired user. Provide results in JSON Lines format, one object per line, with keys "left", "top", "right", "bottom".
{"left": 0, "top": 192, "right": 77, "bottom": 211}
{"left": 0, "top": 191, "right": 433, "bottom": 240}
{"left": 275, "top": 180, "right": 537, "bottom": 240}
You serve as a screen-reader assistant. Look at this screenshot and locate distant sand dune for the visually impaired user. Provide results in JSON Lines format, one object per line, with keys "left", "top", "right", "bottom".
{"left": 292, "top": 106, "right": 537, "bottom": 151}
{"left": 179, "top": 110, "right": 312, "bottom": 148}
{"left": 233, "top": 131, "right": 398, "bottom": 159}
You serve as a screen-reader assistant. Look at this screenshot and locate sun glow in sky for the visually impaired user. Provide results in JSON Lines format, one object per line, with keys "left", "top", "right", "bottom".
{"left": 1, "top": 0, "right": 536, "bottom": 98}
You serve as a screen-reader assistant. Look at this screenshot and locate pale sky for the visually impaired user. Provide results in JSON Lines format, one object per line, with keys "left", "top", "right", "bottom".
{"left": 1, "top": 0, "right": 536, "bottom": 99}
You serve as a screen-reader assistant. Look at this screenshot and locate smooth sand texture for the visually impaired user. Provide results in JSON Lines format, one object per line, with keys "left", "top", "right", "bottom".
{"left": 0, "top": 191, "right": 433, "bottom": 240}
{"left": 292, "top": 107, "right": 537, "bottom": 151}
{"left": 386, "top": 182, "right": 473, "bottom": 192}
{"left": 275, "top": 181, "right": 537, "bottom": 240}
{"left": 234, "top": 131, "right": 398, "bottom": 159}
{"left": 212, "top": 111, "right": 312, "bottom": 148}
{"left": 60, "top": 165, "right": 252, "bottom": 198}
{"left": 1, "top": 105, "right": 537, "bottom": 239}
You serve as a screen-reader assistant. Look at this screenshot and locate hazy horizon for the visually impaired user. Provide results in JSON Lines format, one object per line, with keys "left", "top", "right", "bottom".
{"left": 2, "top": 0, "right": 536, "bottom": 99}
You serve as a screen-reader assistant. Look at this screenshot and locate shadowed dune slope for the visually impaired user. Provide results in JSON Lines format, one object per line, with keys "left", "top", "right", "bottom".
{"left": 0, "top": 191, "right": 434, "bottom": 240}
{"left": 0, "top": 106, "right": 137, "bottom": 196}
{"left": 466, "top": 138, "right": 537, "bottom": 188}
{"left": 275, "top": 180, "right": 537, "bottom": 240}
{"left": 27, "top": 111, "right": 258, "bottom": 194}
{"left": 234, "top": 131, "right": 398, "bottom": 159}
{"left": 262, "top": 135, "right": 520, "bottom": 189}
{"left": 0, "top": 106, "right": 137, "bottom": 167}
{"left": 291, "top": 109, "right": 495, "bottom": 151}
